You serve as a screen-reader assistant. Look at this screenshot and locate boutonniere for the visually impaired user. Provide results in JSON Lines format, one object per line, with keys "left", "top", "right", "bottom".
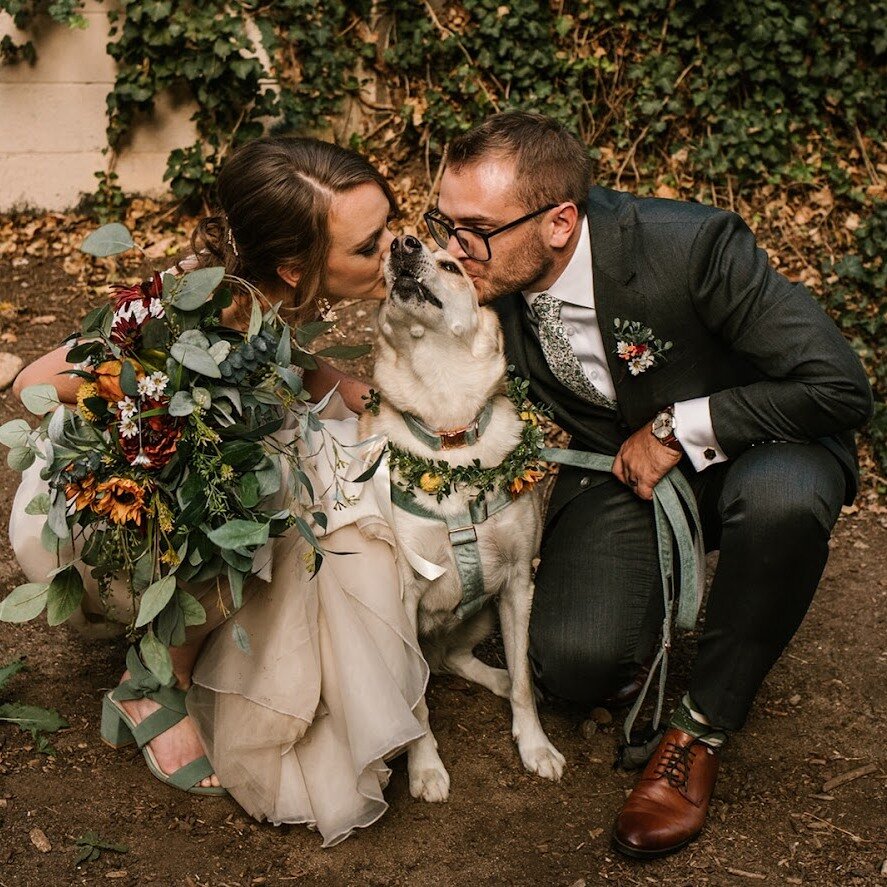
{"left": 613, "top": 318, "right": 673, "bottom": 376}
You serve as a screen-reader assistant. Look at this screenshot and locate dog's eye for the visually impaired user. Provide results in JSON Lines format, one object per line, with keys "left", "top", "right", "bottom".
{"left": 439, "top": 261, "right": 461, "bottom": 275}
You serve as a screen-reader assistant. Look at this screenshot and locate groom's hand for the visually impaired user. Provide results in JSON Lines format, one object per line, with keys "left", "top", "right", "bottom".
{"left": 612, "top": 422, "right": 682, "bottom": 500}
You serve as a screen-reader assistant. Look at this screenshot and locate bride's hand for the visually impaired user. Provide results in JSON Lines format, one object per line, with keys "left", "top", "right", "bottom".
{"left": 612, "top": 421, "right": 682, "bottom": 501}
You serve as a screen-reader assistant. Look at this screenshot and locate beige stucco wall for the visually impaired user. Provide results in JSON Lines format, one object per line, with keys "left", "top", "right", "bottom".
{"left": 0, "top": 2, "right": 199, "bottom": 210}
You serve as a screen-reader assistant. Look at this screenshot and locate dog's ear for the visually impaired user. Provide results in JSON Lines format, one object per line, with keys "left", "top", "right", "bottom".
{"left": 470, "top": 307, "right": 503, "bottom": 360}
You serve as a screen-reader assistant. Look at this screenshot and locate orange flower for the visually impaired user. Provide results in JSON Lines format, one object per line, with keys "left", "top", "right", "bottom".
{"left": 93, "top": 360, "right": 143, "bottom": 404}
{"left": 65, "top": 473, "right": 98, "bottom": 510}
{"left": 93, "top": 477, "right": 148, "bottom": 526}
{"left": 509, "top": 466, "right": 547, "bottom": 495}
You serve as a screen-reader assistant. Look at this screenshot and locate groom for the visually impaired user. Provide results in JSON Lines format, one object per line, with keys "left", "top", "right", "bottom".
{"left": 426, "top": 111, "right": 873, "bottom": 858}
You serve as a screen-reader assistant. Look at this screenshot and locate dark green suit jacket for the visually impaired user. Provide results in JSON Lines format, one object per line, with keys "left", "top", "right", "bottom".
{"left": 492, "top": 186, "right": 873, "bottom": 509}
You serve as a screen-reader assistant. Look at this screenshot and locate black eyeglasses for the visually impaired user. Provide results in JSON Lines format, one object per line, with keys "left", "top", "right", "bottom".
{"left": 423, "top": 203, "right": 557, "bottom": 262}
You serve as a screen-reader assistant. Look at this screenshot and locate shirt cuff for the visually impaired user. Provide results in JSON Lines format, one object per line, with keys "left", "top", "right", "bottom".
{"left": 673, "top": 397, "right": 728, "bottom": 472}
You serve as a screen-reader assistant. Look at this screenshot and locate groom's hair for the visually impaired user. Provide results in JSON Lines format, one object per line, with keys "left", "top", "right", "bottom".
{"left": 446, "top": 112, "right": 592, "bottom": 215}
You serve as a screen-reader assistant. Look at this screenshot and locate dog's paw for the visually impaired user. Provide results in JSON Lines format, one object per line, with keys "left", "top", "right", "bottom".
{"left": 519, "top": 742, "right": 566, "bottom": 782}
{"left": 409, "top": 765, "right": 451, "bottom": 803}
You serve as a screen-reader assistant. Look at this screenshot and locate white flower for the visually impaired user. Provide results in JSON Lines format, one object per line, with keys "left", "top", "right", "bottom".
{"left": 616, "top": 341, "right": 633, "bottom": 358}
{"left": 119, "top": 416, "right": 139, "bottom": 438}
{"left": 137, "top": 371, "right": 169, "bottom": 399}
{"left": 148, "top": 298, "right": 165, "bottom": 318}
{"left": 117, "top": 396, "right": 137, "bottom": 419}
{"left": 628, "top": 350, "right": 655, "bottom": 375}
{"left": 131, "top": 451, "right": 151, "bottom": 467}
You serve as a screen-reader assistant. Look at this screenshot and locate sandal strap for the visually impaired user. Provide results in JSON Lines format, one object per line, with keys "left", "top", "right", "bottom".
{"left": 130, "top": 703, "right": 187, "bottom": 748}
{"left": 165, "top": 755, "right": 215, "bottom": 790}
{"left": 110, "top": 646, "right": 186, "bottom": 714}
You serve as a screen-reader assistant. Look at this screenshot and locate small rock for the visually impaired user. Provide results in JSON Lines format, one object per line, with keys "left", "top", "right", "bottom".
{"left": 880, "top": 858, "right": 887, "bottom": 878}
{"left": 568, "top": 880, "right": 586, "bottom": 887}
{"left": 31, "top": 315, "right": 57, "bottom": 325}
{"left": 29, "top": 827, "right": 51, "bottom": 853}
{"left": 0, "top": 352, "right": 23, "bottom": 390}
{"left": 0, "top": 332, "right": 17, "bottom": 343}
{"left": 579, "top": 720, "right": 596, "bottom": 739}
{"left": 590, "top": 707, "right": 613, "bottom": 725}
{"left": 788, "top": 694, "right": 802, "bottom": 706}
{"left": 105, "top": 872, "right": 128, "bottom": 880}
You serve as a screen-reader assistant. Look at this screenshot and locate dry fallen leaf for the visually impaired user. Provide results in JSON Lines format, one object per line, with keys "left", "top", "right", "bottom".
{"left": 31, "top": 315, "right": 57, "bottom": 325}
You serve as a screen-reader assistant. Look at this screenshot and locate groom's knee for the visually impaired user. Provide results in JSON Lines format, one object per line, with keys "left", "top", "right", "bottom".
{"left": 529, "top": 627, "right": 634, "bottom": 707}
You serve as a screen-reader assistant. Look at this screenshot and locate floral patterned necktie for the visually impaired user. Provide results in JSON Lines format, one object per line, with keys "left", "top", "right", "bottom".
{"left": 531, "top": 292, "right": 616, "bottom": 410}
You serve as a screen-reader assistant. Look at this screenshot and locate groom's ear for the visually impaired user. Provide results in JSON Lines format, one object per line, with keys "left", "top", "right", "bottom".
{"left": 277, "top": 265, "right": 301, "bottom": 289}
{"left": 547, "top": 202, "right": 579, "bottom": 249}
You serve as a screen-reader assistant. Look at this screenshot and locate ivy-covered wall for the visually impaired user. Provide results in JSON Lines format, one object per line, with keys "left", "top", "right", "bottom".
{"left": 1, "top": 0, "right": 885, "bottom": 472}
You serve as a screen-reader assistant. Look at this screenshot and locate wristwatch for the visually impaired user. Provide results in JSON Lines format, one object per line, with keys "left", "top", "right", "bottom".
{"left": 651, "top": 405, "right": 682, "bottom": 452}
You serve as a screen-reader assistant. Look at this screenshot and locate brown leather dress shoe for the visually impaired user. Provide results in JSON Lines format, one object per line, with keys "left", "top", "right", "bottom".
{"left": 612, "top": 727, "right": 719, "bottom": 859}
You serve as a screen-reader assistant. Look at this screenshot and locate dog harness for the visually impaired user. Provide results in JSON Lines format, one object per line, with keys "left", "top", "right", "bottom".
{"left": 389, "top": 405, "right": 705, "bottom": 753}
{"left": 391, "top": 401, "right": 514, "bottom": 621}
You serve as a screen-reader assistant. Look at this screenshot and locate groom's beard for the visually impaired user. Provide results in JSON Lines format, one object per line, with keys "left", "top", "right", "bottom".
{"left": 469, "top": 233, "right": 554, "bottom": 305}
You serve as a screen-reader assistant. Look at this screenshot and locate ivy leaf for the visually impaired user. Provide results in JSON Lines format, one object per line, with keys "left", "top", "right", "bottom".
{"left": 21, "top": 384, "right": 61, "bottom": 416}
{"left": 0, "top": 583, "right": 49, "bottom": 623}
{"left": 46, "top": 567, "right": 84, "bottom": 626}
{"left": 171, "top": 267, "right": 225, "bottom": 310}
{"left": 206, "top": 520, "right": 269, "bottom": 550}
{"left": 135, "top": 575, "right": 177, "bottom": 628}
{"left": 80, "top": 223, "right": 134, "bottom": 257}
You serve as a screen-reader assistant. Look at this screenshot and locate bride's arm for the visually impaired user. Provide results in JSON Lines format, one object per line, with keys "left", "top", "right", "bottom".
{"left": 304, "top": 359, "right": 371, "bottom": 414}
{"left": 13, "top": 346, "right": 80, "bottom": 405}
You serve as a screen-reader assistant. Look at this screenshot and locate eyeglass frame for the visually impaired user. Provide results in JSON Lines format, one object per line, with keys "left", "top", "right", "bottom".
{"left": 423, "top": 203, "right": 558, "bottom": 262}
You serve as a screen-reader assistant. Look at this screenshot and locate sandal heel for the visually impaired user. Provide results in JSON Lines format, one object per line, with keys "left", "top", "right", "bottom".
{"left": 100, "top": 694, "right": 135, "bottom": 748}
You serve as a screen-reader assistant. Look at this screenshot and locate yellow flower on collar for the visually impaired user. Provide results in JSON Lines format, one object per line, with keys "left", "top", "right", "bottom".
{"left": 419, "top": 472, "right": 444, "bottom": 493}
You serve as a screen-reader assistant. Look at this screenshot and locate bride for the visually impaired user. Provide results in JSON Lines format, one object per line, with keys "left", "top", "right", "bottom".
{"left": 9, "top": 136, "right": 428, "bottom": 846}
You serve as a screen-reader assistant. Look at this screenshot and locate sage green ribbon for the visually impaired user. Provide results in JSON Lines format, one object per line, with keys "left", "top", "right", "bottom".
{"left": 390, "top": 484, "right": 514, "bottom": 621}
{"left": 401, "top": 401, "right": 494, "bottom": 451}
{"left": 538, "top": 447, "right": 705, "bottom": 742}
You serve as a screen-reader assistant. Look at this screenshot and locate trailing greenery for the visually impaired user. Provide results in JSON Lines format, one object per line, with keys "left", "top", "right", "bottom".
{"left": 1, "top": 0, "right": 884, "bottom": 470}
{"left": 0, "top": 0, "right": 86, "bottom": 64}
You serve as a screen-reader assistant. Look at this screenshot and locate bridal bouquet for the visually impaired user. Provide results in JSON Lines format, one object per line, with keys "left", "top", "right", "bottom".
{"left": 0, "top": 223, "right": 369, "bottom": 682}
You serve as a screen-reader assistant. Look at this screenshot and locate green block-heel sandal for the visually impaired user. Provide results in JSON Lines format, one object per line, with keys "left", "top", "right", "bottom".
{"left": 100, "top": 647, "right": 227, "bottom": 797}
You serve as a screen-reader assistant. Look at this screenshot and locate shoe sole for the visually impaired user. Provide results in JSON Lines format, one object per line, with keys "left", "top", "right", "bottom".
{"left": 611, "top": 831, "right": 699, "bottom": 860}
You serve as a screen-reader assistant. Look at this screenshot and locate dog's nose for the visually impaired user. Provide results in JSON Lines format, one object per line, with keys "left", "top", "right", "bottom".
{"left": 391, "top": 235, "right": 421, "bottom": 255}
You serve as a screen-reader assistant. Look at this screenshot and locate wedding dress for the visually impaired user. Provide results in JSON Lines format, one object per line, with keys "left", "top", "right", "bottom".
{"left": 9, "top": 395, "right": 429, "bottom": 846}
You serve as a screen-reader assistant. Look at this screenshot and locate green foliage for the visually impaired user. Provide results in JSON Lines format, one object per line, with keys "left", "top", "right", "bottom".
{"left": 0, "top": 659, "right": 69, "bottom": 754}
{"left": 0, "top": 0, "right": 85, "bottom": 64}
{"left": 825, "top": 200, "right": 887, "bottom": 475}
{"left": 74, "top": 832, "right": 129, "bottom": 868}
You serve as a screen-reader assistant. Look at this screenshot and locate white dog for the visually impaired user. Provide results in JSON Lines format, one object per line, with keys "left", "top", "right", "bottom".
{"left": 360, "top": 234, "right": 565, "bottom": 803}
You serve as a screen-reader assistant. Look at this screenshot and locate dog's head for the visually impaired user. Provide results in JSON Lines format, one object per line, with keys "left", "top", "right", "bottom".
{"left": 380, "top": 235, "right": 499, "bottom": 358}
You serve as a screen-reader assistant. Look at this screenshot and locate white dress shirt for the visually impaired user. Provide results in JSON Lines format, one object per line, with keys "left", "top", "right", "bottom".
{"left": 523, "top": 220, "right": 727, "bottom": 471}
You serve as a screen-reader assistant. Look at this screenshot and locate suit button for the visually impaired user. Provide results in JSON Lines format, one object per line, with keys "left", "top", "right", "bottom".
{"left": 579, "top": 477, "right": 590, "bottom": 488}
{"left": 704, "top": 447, "right": 717, "bottom": 460}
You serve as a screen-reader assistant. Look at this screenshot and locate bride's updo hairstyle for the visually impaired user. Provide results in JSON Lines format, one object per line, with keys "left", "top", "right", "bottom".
{"left": 191, "top": 136, "right": 397, "bottom": 320}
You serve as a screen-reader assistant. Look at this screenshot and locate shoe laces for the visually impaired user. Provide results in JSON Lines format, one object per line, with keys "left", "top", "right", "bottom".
{"left": 653, "top": 741, "right": 696, "bottom": 789}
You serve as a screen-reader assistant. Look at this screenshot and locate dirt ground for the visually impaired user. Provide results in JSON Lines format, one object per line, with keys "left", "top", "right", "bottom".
{"left": 0, "top": 232, "right": 885, "bottom": 887}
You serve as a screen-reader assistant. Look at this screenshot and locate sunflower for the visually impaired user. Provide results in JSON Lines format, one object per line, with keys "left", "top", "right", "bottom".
{"left": 65, "top": 473, "right": 98, "bottom": 511}
{"left": 93, "top": 477, "right": 149, "bottom": 526}
{"left": 509, "top": 465, "right": 547, "bottom": 495}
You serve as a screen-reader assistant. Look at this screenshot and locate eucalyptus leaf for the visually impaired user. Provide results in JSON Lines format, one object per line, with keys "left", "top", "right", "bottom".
{"left": 170, "top": 341, "right": 222, "bottom": 378}
{"left": 139, "top": 631, "right": 174, "bottom": 686}
{"left": 46, "top": 489, "right": 69, "bottom": 539}
{"left": 170, "top": 267, "right": 225, "bottom": 310}
{"left": 295, "top": 320, "right": 335, "bottom": 347}
{"left": 213, "top": 387, "right": 242, "bottom": 414}
{"left": 21, "top": 384, "right": 61, "bottom": 416}
{"left": 275, "top": 328, "right": 292, "bottom": 366}
{"left": 168, "top": 390, "right": 196, "bottom": 416}
{"left": 80, "top": 223, "right": 134, "bottom": 257}
{"left": 81, "top": 303, "right": 112, "bottom": 335}
{"left": 227, "top": 567, "right": 244, "bottom": 610}
{"left": 0, "top": 583, "right": 49, "bottom": 623}
{"left": 46, "top": 567, "right": 84, "bottom": 626}
{"left": 207, "top": 340, "right": 231, "bottom": 364}
{"left": 293, "top": 516, "right": 319, "bottom": 549}
{"left": 247, "top": 297, "right": 263, "bottom": 338}
{"left": 25, "top": 492, "right": 51, "bottom": 515}
{"left": 275, "top": 366, "right": 303, "bottom": 394}
{"left": 231, "top": 621, "right": 251, "bottom": 654}
{"left": 7, "top": 446, "right": 35, "bottom": 471}
{"left": 192, "top": 386, "right": 211, "bottom": 408}
{"left": 135, "top": 575, "right": 177, "bottom": 628}
{"left": 206, "top": 519, "right": 269, "bottom": 550}
{"left": 47, "top": 404, "right": 66, "bottom": 445}
{"left": 119, "top": 360, "right": 138, "bottom": 397}
{"left": 178, "top": 590, "right": 206, "bottom": 627}
{"left": 0, "top": 418, "right": 33, "bottom": 448}
{"left": 40, "top": 521, "right": 63, "bottom": 555}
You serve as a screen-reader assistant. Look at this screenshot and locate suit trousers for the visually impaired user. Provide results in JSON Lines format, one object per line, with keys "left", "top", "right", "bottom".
{"left": 528, "top": 441, "right": 846, "bottom": 731}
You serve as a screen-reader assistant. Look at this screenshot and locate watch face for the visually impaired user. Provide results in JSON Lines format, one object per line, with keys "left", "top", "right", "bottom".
{"left": 652, "top": 411, "right": 674, "bottom": 439}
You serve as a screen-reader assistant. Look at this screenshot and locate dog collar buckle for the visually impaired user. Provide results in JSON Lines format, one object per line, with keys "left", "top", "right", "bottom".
{"left": 439, "top": 427, "right": 470, "bottom": 449}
